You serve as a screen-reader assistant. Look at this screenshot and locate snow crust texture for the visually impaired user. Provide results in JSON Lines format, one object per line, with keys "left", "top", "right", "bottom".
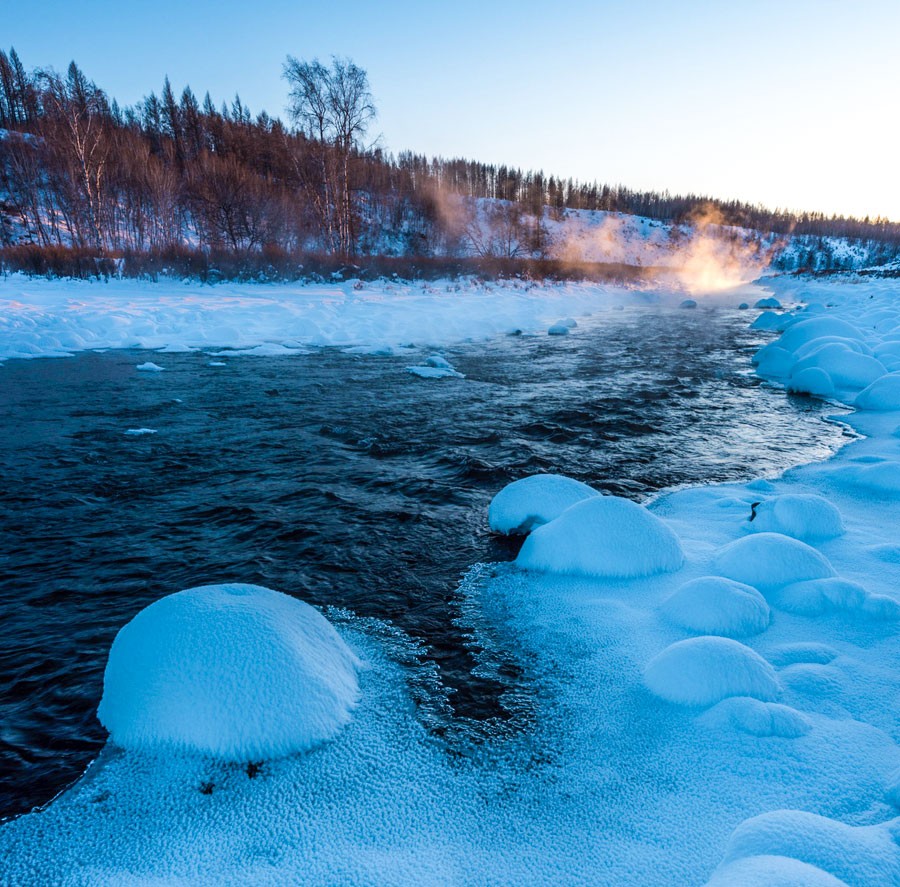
{"left": 98, "top": 584, "right": 360, "bottom": 760}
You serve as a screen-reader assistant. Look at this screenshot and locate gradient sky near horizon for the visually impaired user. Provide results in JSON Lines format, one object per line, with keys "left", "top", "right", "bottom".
{"left": 7, "top": 0, "right": 900, "bottom": 220}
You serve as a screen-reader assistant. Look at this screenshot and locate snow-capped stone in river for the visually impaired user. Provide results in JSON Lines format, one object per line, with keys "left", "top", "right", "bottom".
{"left": 661, "top": 576, "right": 770, "bottom": 637}
{"left": 644, "top": 636, "right": 781, "bottom": 707}
{"left": 754, "top": 297, "right": 782, "bottom": 309}
{"left": 406, "top": 364, "right": 464, "bottom": 379}
{"left": 488, "top": 474, "right": 600, "bottom": 535}
{"left": 425, "top": 354, "right": 454, "bottom": 369}
{"left": 516, "top": 494, "right": 684, "bottom": 578}
{"left": 711, "top": 532, "right": 836, "bottom": 590}
{"left": 97, "top": 583, "right": 360, "bottom": 760}
{"left": 547, "top": 322, "right": 570, "bottom": 336}
{"left": 135, "top": 361, "right": 164, "bottom": 372}
{"left": 679, "top": 299, "right": 698, "bottom": 309}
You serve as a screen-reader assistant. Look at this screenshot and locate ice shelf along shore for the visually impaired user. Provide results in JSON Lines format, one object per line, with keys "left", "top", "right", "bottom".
{"left": 0, "top": 273, "right": 757, "bottom": 361}
{"left": 4, "top": 274, "right": 900, "bottom": 884}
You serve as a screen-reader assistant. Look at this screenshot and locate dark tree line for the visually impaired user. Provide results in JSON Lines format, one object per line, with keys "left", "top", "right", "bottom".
{"left": 2, "top": 46, "right": 899, "bottom": 271}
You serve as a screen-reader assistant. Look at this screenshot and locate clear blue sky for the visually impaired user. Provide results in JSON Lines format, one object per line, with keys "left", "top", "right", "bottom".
{"left": 8, "top": 0, "right": 900, "bottom": 220}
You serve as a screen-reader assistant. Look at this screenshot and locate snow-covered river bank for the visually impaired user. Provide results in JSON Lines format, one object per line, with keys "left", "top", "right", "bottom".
{"left": 2, "top": 274, "right": 900, "bottom": 885}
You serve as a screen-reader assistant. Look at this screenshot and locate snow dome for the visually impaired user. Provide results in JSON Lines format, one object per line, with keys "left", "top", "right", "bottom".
{"left": 644, "top": 636, "right": 780, "bottom": 707}
{"left": 488, "top": 474, "right": 600, "bottom": 535}
{"left": 98, "top": 584, "right": 360, "bottom": 760}
{"left": 516, "top": 494, "right": 684, "bottom": 578}
{"left": 855, "top": 372, "right": 900, "bottom": 411}
{"left": 711, "top": 533, "right": 835, "bottom": 590}
{"left": 661, "top": 576, "right": 770, "bottom": 637}
{"left": 748, "top": 494, "right": 844, "bottom": 541}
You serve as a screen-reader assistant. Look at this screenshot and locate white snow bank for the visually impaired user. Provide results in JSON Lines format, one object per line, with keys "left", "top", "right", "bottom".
{"left": 644, "top": 636, "right": 780, "bottom": 707}
{"left": 661, "top": 576, "right": 770, "bottom": 637}
{"left": 98, "top": 584, "right": 360, "bottom": 760}
{"left": 488, "top": 474, "right": 600, "bottom": 535}
{"left": 712, "top": 533, "right": 836, "bottom": 590}
{"left": 516, "top": 494, "right": 684, "bottom": 578}
{"left": 749, "top": 494, "right": 844, "bottom": 541}
{"left": 0, "top": 275, "right": 667, "bottom": 362}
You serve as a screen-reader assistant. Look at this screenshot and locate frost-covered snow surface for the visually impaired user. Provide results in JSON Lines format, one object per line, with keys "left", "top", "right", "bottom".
{"left": 6, "top": 274, "right": 900, "bottom": 884}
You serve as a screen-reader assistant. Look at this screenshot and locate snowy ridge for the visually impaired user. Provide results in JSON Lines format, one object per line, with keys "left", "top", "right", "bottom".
{"left": 3, "top": 277, "right": 900, "bottom": 883}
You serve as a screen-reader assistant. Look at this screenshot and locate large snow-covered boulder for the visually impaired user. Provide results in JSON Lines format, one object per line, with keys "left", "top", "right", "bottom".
{"left": 98, "top": 584, "right": 360, "bottom": 760}
{"left": 711, "top": 533, "right": 835, "bottom": 590}
{"left": 488, "top": 474, "right": 600, "bottom": 535}
{"left": 516, "top": 495, "right": 684, "bottom": 578}
{"left": 644, "top": 636, "right": 780, "bottom": 706}
{"left": 661, "top": 576, "right": 770, "bottom": 637}
{"left": 749, "top": 494, "right": 844, "bottom": 541}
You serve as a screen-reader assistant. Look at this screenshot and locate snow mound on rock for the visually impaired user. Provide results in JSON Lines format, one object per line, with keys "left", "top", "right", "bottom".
{"left": 855, "top": 373, "right": 900, "bottom": 411}
{"left": 516, "top": 495, "right": 684, "bottom": 578}
{"left": 772, "top": 578, "right": 900, "bottom": 620}
{"left": 700, "top": 697, "right": 811, "bottom": 738}
{"left": 789, "top": 345, "right": 885, "bottom": 392}
{"left": 749, "top": 494, "right": 844, "bottom": 541}
{"left": 778, "top": 317, "right": 865, "bottom": 353}
{"left": 488, "top": 474, "right": 600, "bottom": 535}
{"left": 661, "top": 576, "right": 770, "bottom": 637}
{"left": 644, "top": 636, "right": 780, "bottom": 707}
{"left": 711, "top": 533, "right": 835, "bottom": 590}
{"left": 98, "top": 583, "right": 360, "bottom": 760}
{"left": 787, "top": 367, "right": 835, "bottom": 398}
{"left": 715, "top": 810, "right": 900, "bottom": 887}
{"left": 752, "top": 311, "right": 793, "bottom": 332}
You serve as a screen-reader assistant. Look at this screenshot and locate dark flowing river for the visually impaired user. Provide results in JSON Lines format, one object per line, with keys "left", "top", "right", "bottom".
{"left": 0, "top": 306, "right": 849, "bottom": 819}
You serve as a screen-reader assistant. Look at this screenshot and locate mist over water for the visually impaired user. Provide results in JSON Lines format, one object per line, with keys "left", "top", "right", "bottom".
{"left": 0, "top": 306, "right": 849, "bottom": 820}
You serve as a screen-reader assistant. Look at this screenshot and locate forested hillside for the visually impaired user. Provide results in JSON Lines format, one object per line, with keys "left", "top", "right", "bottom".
{"left": 2, "top": 47, "right": 899, "bottom": 278}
